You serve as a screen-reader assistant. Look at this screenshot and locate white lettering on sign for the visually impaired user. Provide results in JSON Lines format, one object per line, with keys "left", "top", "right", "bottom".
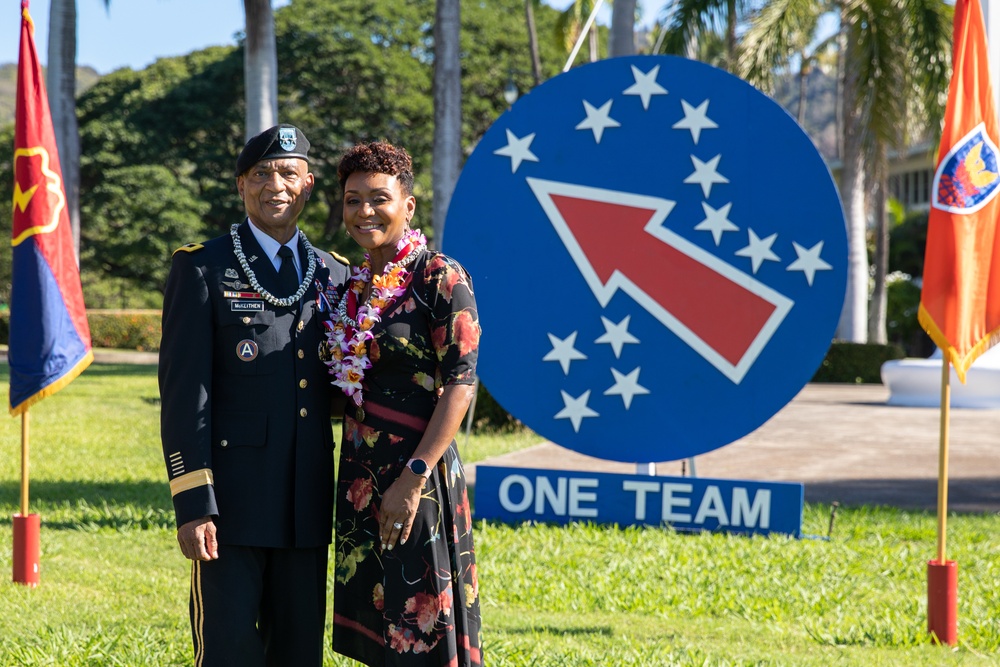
{"left": 622, "top": 480, "right": 659, "bottom": 520}
{"left": 536, "top": 477, "right": 566, "bottom": 514}
{"left": 662, "top": 483, "right": 693, "bottom": 522}
{"left": 498, "top": 475, "right": 533, "bottom": 512}
{"left": 695, "top": 485, "right": 729, "bottom": 525}
{"left": 569, "top": 478, "right": 599, "bottom": 517}
{"left": 621, "top": 481, "right": 772, "bottom": 529}
{"left": 498, "top": 474, "right": 600, "bottom": 518}
{"left": 731, "top": 487, "right": 771, "bottom": 528}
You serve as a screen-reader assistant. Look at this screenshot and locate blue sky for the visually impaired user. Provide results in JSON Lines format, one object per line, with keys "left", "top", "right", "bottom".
{"left": 3, "top": 0, "right": 670, "bottom": 74}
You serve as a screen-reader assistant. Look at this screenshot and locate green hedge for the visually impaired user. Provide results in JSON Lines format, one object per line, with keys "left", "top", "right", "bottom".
{"left": 811, "top": 341, "right": 906, "bottom": 384}
{"left": 0, "top": 310, "right": 162, "bottom": 351}
{"left": 87, "top": 310, "right": 162, "bottom": 351}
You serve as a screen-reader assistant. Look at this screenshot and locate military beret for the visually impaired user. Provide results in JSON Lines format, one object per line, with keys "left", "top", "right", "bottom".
{"left": 235, "top": 124, "right": 310, "bottom": 177}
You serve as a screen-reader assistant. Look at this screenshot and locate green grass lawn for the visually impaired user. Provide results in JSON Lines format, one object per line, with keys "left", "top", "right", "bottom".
{"left": 1, "top": 364, "right": 998, "bottom": 666}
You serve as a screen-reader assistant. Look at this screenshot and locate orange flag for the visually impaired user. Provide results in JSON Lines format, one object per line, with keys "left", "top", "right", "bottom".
{"left": 919, "top": 0, "right": 1000, "bottom": 383}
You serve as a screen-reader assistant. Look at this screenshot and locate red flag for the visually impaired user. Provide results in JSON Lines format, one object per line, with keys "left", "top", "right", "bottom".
{"left": 919, "top": 0, "right": 1000, "bottom": 383}
{"left": 8, "top": 2, "right": 92, "bottom": 415}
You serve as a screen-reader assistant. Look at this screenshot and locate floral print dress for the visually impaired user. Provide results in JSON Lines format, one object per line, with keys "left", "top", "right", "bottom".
{"left": 332, "top": 248, "right": 483, "bottom": 667}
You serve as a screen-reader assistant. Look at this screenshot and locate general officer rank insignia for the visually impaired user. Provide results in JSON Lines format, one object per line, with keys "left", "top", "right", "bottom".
{"left": 236, "top": 339, "right": 259, "bottom": 361}
{"left": 933, "top": 123, "right": 1000, "bottom": 214}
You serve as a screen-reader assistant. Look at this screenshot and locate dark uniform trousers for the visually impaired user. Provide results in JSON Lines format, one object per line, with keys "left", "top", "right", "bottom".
{"left": 159, "top": 222, "right": 349, "bottom": 667}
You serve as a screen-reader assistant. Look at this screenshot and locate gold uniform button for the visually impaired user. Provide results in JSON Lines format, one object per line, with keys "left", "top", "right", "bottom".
{"left": 220, "top": 439, "right": 228, "bottom": 447}
{"left": 299, "top": 379, "right": 308, "bottom": 389}
{"left": 297, "top": 349, "right": 305, "bottom": 359}
{"left": 299, "top": 408, "right": 308, "bottom": 418}
{"left": 297, "top": 321, "right": 305, "bottom": 331}
{"left": 242, "top": 316, "right": 251, "bottom": 325}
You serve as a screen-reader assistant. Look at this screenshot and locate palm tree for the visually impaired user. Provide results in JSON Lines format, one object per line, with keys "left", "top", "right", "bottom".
{"left": 525, "top": 0, "right": 543, "bottom": 86}
{"left": 737, "top": 0, "right": 952, "bottom": 343}
{"left": 432, "top": 0, "right": 462, "bottom": 248}
{"left": 556, "top": 0, "right": 604, "bottom": 65}
{"left": 655, "top": 0, "right": 754, "bottom": 72}
{"left": 48, "top": 0, "right": 108, "bottom": 262}
{"left": 243, "top": 0, "right": 278, "bottom": 139}
{"left": 609, "top": 0, "right": 637, "bottom": 56}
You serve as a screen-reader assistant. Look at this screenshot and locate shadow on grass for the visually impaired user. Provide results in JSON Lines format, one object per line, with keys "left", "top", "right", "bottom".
{"left": 0, "top": 480, "right": 174, "bottom": 531}
{"left": 0, "top": 362, "right": 157, "bottom": 382}
{"left": 78, "top": 363, "right": 158, "bottom": 376}
{"left": 499, "top": 625, "right": 614, "bottom": 637}
{"left": 804, "top": 476, "right": 1000, "bottom": 514}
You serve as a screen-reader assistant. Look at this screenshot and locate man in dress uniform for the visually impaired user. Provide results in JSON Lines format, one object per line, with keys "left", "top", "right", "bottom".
{"left": 158, "top": 124, "right": 349, "bottom": 666}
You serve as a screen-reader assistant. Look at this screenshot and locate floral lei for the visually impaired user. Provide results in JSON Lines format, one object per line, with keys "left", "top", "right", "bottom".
{"left": 326, "top": 228, "right": 427, "bottom": 405}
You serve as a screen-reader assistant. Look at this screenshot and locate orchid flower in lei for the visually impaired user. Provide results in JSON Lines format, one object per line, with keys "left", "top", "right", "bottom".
{"left": 326, "top": 229, "right": 428, "bottom": 405}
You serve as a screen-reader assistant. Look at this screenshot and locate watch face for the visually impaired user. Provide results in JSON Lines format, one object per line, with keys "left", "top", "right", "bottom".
{"left": 409, "top": 459, "right": 428, "bottom": 476}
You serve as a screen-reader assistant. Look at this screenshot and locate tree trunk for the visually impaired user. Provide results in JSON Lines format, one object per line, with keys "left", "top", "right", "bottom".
{"left": 47, "top": 0, "right": 81, "bottom": 263}
{"left": 588, "top": 23, "right": 598, "bottom": 62}
{"left": 525, "top": 0, "right": 542, "bottom": 87}
{"left": 725, "top": 0, "right": 737, "bottom": 72}
{"left": 609, "top": 0, "right": 636, "bottom": 57}
{"left": 243, "top": 0, "right": 278, "bottom": 140}
{"left": 868, "top": 166, "right": 889, "bottom": 344}
{"left": 836, "top": 15, "right": 869, "bottom": 342}
{"left": 797, "top": 51, "right": 809, "bottom": 126}
{"left": 432, "top": 0, "right": 462, "bottom": 249}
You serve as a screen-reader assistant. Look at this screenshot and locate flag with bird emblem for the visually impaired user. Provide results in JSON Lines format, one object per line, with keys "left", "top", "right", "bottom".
{"left": 919, "top": 0, "right": 1000, "bottom": 383}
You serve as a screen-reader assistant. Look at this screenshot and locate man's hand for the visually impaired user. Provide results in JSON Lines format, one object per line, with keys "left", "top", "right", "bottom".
{"left": 177, "top": 516, "right": 219, "bottom": 561}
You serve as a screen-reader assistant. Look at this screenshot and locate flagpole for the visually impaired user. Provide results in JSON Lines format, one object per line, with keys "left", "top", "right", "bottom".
{"left": 13, "top": 407, "right": 40, "bottom": 587}
{"left": 927, "top": 356, "right": 957, "bottom": 645}
{"left": 21, "top": 410, "right": 29, "bottom": 516}
{"left": 936, "top": 358, "right": 950, "bottom": 563}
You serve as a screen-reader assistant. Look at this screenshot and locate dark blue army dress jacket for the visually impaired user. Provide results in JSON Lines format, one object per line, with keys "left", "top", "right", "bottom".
{"left": 158, "top": 221, "right": 350, "bottom": 549}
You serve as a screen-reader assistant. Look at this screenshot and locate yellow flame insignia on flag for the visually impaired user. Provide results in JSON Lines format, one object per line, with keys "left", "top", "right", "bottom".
{"left": 11, "top": 146, "right": 65, "bottom": 247}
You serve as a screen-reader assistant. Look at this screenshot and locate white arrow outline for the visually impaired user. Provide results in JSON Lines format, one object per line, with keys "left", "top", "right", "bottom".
{"left": 527, "top": 177, "right": 793, "bottom": 384}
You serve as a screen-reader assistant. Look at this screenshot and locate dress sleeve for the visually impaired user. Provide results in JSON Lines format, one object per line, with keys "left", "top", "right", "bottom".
{"left": 423, "top": 253, "right": 480, "bottom": 386}
{"left": 158, "top": 250, "right": 219, "bottom": 527}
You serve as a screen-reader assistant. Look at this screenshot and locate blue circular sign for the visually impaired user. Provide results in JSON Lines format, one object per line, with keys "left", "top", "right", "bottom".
{"left": 443, "top": 55, "right": 846, "bottom": 462}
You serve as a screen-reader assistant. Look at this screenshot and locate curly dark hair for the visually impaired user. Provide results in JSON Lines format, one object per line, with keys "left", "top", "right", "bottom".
{"left": 337, "top": 141, "right": 414, "bottom": 196}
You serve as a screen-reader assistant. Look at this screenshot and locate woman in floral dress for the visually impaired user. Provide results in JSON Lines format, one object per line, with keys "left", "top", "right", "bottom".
{"left": 325, "top": 141, "right": 482, "bottom": 666}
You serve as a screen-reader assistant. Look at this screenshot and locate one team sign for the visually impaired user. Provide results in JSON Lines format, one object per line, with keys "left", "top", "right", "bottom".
{"left": 475, "top": 466, "right": 804, "bottom": 537}
{"left": 444, "top": 55, "right": 847, "bottom": 464}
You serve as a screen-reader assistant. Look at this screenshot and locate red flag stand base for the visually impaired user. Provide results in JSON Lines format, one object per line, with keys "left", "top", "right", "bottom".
{"left": 927, "top": 560, "right": 957, "bottom": 645}
{"left": 12, "top": 513, "right": 40, "bottom": 587}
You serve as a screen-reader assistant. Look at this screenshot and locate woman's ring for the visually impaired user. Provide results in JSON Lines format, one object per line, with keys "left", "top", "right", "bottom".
{"left": 393, "top": 522, "right": 403, "bottom": 529}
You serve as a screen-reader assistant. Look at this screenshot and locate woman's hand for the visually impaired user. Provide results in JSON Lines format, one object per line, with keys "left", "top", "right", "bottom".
{"left": 378, "top": 469, "right": 425, "bottom": 551}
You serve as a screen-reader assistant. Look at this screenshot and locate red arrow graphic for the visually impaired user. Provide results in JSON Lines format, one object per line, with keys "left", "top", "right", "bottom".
{"left": 528, "top": 178, "right": 793, "bottom": 383}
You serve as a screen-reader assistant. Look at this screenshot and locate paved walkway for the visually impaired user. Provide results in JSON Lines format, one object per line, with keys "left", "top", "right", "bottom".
{"left": 467, "top": 383, "right": 1000, "bottom": 514}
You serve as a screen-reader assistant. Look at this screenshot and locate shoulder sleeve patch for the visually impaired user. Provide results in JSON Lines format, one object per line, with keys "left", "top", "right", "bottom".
{"left": 172, "top": 242, "right": 204, "bottom": 256}
{"left": 329, "top": 251, "right": 351, "bottom": 266}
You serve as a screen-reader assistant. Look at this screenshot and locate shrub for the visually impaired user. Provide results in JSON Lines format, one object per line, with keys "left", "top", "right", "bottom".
{"left": 87, "top": 310, "right": 162, "bottom": 351}
{"left": 811, "top": 341, "right": 906, "bottom": 384}
{"left": 0, "top": 310, "right": 162, "bottom": 350}
{"left": 471, "top": 381, "right": 522, "bottom": 432}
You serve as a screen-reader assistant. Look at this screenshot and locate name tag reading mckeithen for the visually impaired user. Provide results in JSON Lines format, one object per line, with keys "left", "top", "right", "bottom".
{"left": 230, "top": 301, "right": 264, "bottom": 312}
